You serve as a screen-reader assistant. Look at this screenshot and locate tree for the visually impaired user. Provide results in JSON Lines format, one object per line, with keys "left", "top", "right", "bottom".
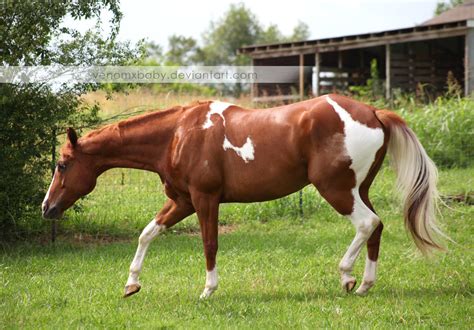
{"left": 146, "top": 41, "right": 164, "bottom": 63}
{"left": 0, "top": 1, "right": 141, "bottom": 238}
{"left": 259, "top": 24, "right": 284, "bottom": 44}
{"left": 435, "top": 0, "right": 464, "bottom": 15}
{"left": 289, "top": 21, "right": 310, "bottom": 42}
{"left": 199, "top": 3, "right": 262, "bottom": 65}
{"left": 165, "top": 35, "right": 199, "bottom": 65}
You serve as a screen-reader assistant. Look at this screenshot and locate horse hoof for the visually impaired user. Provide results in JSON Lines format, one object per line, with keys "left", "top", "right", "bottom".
{"left": 355, "top": 281, "right": 373, "bottom": 296}
{"left": 199, "top": 287, "right": 216, "bottom": 299}
{"left": 355, "top": 287, "right": 368, "bottom": 296}
{"left": 123, "top": 283, "right": 141, "bottom": 298}
{"left": 343, "top": 279, "right": 357, "bottom": 292}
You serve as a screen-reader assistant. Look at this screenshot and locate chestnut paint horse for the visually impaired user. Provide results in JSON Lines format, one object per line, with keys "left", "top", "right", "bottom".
{"left": 42, "top": 94, "right": 444, "bottom": 298}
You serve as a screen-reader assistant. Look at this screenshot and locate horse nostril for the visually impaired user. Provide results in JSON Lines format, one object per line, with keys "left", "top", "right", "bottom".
{"left": 49, "top": 206, "right": 57, "bottom": 216}
{"left": 42, "top": 202, "right": 49, "bottom": 215}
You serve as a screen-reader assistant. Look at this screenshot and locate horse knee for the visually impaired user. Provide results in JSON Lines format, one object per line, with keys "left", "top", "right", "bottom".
{"left": 352, "top": 215, "right": 380, "bottom": 236}
{"left": 139, "top": 221, "right": 164, "bottom": 244}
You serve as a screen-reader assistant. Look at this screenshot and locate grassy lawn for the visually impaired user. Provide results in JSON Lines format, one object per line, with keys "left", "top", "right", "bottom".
{"left": 1, "top": 167, "right": 473, "bottom": 328}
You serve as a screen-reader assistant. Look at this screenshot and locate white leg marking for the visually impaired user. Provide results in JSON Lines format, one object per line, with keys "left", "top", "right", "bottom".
{"left": 356, "top": 256, "right": 378, "bottom": 295}
{"left": 200, "top": 267, "right": 218, "bottom": 299}
{"left": 326, "top": 96, "right": 384, "bottom": 291}
{"left": 202, "top": 101, "right": 233, "bottom": 129}
{"left": 339, "top": 198, "right": 379, "bottom": 291}
{"left": 126, "top": 219, "right": 165, "bottom": 286}
{"left": 223, "top": 136, "right": 255, "bottom": 163}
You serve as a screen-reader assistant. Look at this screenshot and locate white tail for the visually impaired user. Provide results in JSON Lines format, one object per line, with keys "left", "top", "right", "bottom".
{"left": 377, "top": 110, "right": 446, "bottom": 255}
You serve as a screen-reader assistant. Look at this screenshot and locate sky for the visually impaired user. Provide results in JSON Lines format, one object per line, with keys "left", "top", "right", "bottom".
{"left": 112, "top": 0, "right": 441, "bottom": 47}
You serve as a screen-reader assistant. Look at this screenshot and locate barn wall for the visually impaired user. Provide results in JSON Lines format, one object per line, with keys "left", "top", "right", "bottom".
{"left": 251, "top": 35, "right": 466, "bottom": 102}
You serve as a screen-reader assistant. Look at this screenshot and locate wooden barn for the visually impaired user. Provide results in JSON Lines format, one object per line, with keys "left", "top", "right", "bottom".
{"left": 239, "top": 2, "right": 474, "bottom": 102}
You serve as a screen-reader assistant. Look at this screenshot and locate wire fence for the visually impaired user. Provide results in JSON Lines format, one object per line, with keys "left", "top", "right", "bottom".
{"left": 49, "top": 91, "right": 473, "bottom": 241}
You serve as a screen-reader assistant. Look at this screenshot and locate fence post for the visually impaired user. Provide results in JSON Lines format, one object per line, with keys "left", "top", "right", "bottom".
{"left": 50, "top": 127, "right": 57, "bottom": 243}
{"left": 299, "top": 190, "right": 303, "bottom": 218}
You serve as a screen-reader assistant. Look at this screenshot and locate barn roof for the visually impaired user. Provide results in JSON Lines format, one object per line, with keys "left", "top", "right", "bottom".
{"left": 423, "top": 0, "right": 474, "bottom": 26}
{"left": 239, "top": 4, "right": 473, "bottom": 57}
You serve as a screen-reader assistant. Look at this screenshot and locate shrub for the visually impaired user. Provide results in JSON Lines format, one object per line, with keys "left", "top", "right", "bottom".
{"left": 400, "top": 97, "right": 473, "bottom": 168}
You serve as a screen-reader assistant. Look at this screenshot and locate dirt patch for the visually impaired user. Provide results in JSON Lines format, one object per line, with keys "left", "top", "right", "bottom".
{"left": 32, "top": 224, "right": 239, "bottom": 246}
{"left": 441, "top": 193, "right": 474, "bottom": 205}
{"left": 169, "top": 224, "right": 239, "bottom": 237}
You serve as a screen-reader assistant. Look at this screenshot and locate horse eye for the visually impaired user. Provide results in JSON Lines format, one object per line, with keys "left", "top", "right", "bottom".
{"left": 57, "top": 163, "right": 66, "bottom": 171}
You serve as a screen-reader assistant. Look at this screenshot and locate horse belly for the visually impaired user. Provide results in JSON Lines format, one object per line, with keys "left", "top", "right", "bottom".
{"left": 222, "top": 160, "right": 308, "bottom": 202}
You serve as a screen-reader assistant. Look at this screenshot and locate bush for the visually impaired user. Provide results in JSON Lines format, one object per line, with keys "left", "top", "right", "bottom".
{"left": 0, "top": 84, "right": 100, "bottom": 238}
{"left": 400, "top": 97, "right": 474, "bottom": 168}
{"left": 0, "top": 1, "right": 141, "bottom": 239}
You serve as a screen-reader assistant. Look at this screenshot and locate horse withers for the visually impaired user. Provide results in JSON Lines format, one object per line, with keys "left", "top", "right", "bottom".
{"left": 42, "top": 94, "right": 445, "bottom": 298}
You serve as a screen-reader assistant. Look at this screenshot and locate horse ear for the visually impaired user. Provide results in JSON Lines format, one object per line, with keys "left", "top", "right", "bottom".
{"left": 67, "top": 127, "right": 78, "bottom": 147}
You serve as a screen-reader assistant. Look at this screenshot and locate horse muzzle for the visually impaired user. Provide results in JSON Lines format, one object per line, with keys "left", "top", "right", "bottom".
{"left": 42, "top": 201, "right": 62, "bottom": 219}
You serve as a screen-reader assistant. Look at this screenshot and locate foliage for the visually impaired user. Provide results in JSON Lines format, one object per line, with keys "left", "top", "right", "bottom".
{"left": 349, "top": 59, "right": 384, "bottom": 99}
{"left": 435, "top": 0, "right": 464, "bottom": 15}
{"left": 0, "top": 1, "right": 142, "bottom": 238}
{"left": 149, "top": 4, "right": 310, "bottom": 67}
{"left": 198, "top": 3, "right": 262, "bottom": 66}
{"left": 400, "top": 97, "right": 474, "bottom": 168}
{"left": 197, "top": 4, "right": 310, "bottom": 66}
{"left": 165, "top": 35, "right": 200, "bottom": 65}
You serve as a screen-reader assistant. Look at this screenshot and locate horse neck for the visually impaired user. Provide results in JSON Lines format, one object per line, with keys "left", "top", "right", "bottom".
{"left": 82, "top": 107, "right": 180, "bottom": 176}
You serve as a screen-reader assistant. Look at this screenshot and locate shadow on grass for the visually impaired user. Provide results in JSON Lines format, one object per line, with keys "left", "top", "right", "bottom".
{"left": 217, "top": 285, "right": 472, "bottom": 303}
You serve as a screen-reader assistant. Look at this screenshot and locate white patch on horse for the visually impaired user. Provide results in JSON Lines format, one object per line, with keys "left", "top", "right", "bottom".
{"left": 42, "top": 169, "right": 56, "bottom": 212}
{"left": 202, "top": 101, "right": 233, "bottom": 129}
{"left": 200, "top": 267, "right": 218, "bottom": 299}
{"left": 223, "top": 136, "right": 255, "bottom": 163}
{"left": 326, "top": 95, "right": 384, "bottom": 188}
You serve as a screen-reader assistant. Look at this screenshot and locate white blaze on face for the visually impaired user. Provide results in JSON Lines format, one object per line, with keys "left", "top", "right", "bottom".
{"left": 202, "top": 101, "right": 233, "bottom": 129}
{"left": 223, "top": 136, "right": 255, "bottom": 163}
{"left": 42, "top": 170, "right": 56, "bottom": 212}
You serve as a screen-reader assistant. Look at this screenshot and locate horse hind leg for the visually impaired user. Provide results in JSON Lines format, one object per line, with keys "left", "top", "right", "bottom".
{"left": 309, "top": 159, "right": 381, "bottom": 293}
{"left": 353, "top": 183, "right": 384, "bottom": 295}
{"left": 338, "top": 193, "right": 380, "bottom": 292}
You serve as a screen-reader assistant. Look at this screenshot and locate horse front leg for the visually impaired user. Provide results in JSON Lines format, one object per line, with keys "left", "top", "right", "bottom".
{"left": 191, "top": 191, "right": 220, "bottom": 299}
{"left": 124, "top": 198, "right": 194, "bottom": 297}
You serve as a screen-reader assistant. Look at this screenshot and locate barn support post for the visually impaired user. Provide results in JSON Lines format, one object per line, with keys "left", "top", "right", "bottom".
{"left": 338, "top": 52, "right": 344, "bottom": 90}
{"left": 250, "top": 58, "right": 256, "bottom": 103}
{"left": 299, "top": 53, "right": 305, "bottom": 100}
{"left": 465, "top": 25, "right": 474, "bottom": 96}
{"left": 312, "top": 52, "right": 320, "bottom": 96}
{"left": 298, "top": 53, "right": 305, "bottom": 217}
{"left": 385, "top": 43, "right": 391, "bottom": 100}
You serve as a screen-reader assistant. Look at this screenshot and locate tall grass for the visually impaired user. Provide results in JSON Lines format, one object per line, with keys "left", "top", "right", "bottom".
{"left": 399, "top": 97, "right": 473, "bottom": 168}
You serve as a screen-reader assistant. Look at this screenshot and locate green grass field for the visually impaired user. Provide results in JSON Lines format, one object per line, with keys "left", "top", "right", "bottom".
{"left": 1, "top": 166, "right": 472, "bottom": 328}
